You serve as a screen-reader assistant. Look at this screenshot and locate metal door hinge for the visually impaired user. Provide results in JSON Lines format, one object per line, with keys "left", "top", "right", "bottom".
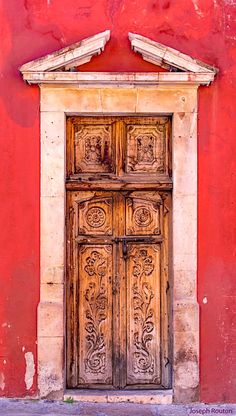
{"left": 164, "top": 356, "right": 170, "bottom": 367}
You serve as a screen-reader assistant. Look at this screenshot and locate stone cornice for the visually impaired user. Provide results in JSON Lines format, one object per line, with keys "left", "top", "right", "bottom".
{"left": 129, "top": 32, "right": 218, "bottom": 75}
{"left": 21, "top": 71, "right": 215, "bottom": 86}
{"left": 19, "top": 30, "right": 110, "bottom": 72}
{"left": 19, "top": 31, "right": 218, "bottom": 87}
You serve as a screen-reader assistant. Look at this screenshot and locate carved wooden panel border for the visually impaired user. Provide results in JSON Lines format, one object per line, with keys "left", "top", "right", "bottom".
{"left": 66, "top": 189, "right": 171, "bottom": 390}
{"left": 66, "top": 116, "right": 172, "bottom": 189}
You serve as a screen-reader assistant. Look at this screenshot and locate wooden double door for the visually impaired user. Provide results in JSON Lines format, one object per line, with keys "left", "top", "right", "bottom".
{"left": 66, "top": 116, "right": 172, "bottom": 390}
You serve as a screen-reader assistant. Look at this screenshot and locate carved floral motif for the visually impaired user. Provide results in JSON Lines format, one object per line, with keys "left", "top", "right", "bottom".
{"left": 126, "top": 124, "right": 166, "bottom": 173}
{"left": 137, "top": 135, "right": 154, "bottom": 163}
{"left": 74, "top": 124, "right": 112, "bottom": 173}
{"left": 84, "top": 250, "right": 108, "bottom": 374}
{"left": 85, "top": 136, "right": 102, "bottom": 164}
{"left": 132, "top": 249, "right": 155, "bottom": 374}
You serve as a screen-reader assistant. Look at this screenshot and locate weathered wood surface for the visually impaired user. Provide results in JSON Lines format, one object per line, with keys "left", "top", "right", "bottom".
{"left": 66, "top": 116, "right": 172, "bottom": 390}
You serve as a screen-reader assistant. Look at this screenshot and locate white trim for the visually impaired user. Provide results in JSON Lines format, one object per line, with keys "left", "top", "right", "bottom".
{"left": 64, "top": 389, "right": 173, "bottom": 404}
{"left": 19, "top": 30, "right": 110, "bottom": 72}
{"left": 129, "top": 32, "right": 218, "bottom": 74}
{"left": 21, "top": 71, "right": 215, "bottom": 86}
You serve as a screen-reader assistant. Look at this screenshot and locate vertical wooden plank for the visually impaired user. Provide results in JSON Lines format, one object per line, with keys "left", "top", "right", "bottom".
{"left": 160, "top": 192, "right": 172, "bottom": 388}
{"left": 66, "top": 191, "right": 78, "bottom": 387}
{"left": 78, "top": 244, "right": 113, "bottom": 385}
{"left": 116, "top": 118, "right": 125, "bottom": 177}
{"left": 167, "top": 118, "right": 172, "bottom": 179}
{"left": 66, "top": 117, "right": 75, "bottom": 177}
{"left": 111, "top": 192, "right": 120, "bottom": 388}
{"left": 126, "top": 243, "right": 161, "bottom": 385}
{"left": 117, "top": 192, "right": 127, "bottom": 388}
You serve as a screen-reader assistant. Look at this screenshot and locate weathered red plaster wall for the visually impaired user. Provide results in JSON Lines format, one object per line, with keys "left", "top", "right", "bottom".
{"left": 0, "top": 0, "right": 235, "bottom": 402}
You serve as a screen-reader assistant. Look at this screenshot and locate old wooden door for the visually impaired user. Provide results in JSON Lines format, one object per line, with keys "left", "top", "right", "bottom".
{"left": 66, "top": 116, "right": 172, "bottom": 389}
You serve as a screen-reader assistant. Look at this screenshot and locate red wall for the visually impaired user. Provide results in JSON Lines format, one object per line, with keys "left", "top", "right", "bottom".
{"left": 0, "top": 0, "right": 235, "bottom": 402}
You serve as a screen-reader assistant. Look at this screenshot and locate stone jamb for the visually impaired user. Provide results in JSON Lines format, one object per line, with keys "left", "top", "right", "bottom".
{"left": 39, "top": 84, "right": 198, "bottom": 403}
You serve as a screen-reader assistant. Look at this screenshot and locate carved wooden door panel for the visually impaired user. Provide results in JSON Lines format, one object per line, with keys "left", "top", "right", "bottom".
{"left": 125, "top": 192, "right": 163, "bottom": 386}
{"left": 67, "top": 191, "right": 115, "bottom": 388}
{"left": 66, "top": 116, "right": 172, "bottom": 390}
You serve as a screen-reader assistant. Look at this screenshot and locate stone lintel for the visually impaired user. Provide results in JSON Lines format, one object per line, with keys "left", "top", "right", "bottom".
{"left": 21, "top": 71, "right": 215, "bottom": 86}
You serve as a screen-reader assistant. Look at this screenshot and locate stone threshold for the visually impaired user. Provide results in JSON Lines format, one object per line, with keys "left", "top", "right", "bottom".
{"left": 64, "top": 389, "right": 173, "bottom": 404}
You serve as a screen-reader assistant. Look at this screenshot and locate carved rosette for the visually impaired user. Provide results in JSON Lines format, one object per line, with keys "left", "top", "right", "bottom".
{"left": 133, "top": 206, "right": 152, "bottom": 227}
{"left": 86, "top": 206, "right": 106, "bottom": 228}
{"left": 78, "top": 197, "right": 113, "bottom": 235}
{"left": 126, "top": 193, "right": 161, "bottom": 235}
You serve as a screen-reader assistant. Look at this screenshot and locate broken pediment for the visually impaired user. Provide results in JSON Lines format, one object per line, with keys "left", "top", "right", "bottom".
{"left": 129, "top": 32, "right": 218, "bottom": 74}
{"left": 19, "top": 30, "right": 218, "bottom": 86}
{"left": 19, "top": 30, "right": 110, "bottom": 72}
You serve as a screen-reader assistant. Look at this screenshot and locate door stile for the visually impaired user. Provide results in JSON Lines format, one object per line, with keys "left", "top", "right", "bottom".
{"left": 112, "top": 238, "right": 119, "bottom": 388}
{"left": 112, "top": 192, "right": 127, "bottom": 388}
{"left": 112, "top": 193, "right": 120, "bottom": 388}
{"left": 66, "top": 191, "right": 78, "bottom": 388}
{"left": 115, "top": 120, "right": 124, "bottom": 177}
{"left": 160, "top": 193, "right": 172, "bottom": 388}
{"left": 117, "top": 192, "right": 127, "bottom": 389}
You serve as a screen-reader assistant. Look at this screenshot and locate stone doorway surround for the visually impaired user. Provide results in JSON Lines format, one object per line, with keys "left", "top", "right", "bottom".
{"left": 19, "top": 30, "right": 218, "bottom": 403}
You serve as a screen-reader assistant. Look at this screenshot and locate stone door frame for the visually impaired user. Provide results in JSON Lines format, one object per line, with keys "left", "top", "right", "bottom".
{"left": 39, "top": 83, "right": 198, "bottom": 403}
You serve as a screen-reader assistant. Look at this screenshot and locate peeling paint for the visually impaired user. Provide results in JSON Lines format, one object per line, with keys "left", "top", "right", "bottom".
{"left": 1, "top": 322, "right": 10, "bottom": 328}
{"left": 0, "top": 373, "right": 5, "bottom": 391}
{"left": 24, "top": 352, "right": 35, "bottom": 390}
{"left": 203, "top": 297, "right": 208, "bottom": 304}
{"left": 192, "top": 0, "right": 204, "bottom": 17}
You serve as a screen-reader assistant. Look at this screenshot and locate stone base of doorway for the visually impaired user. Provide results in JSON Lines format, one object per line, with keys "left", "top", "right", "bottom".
{"left": 64, "top": 389, "right": 173, "bottom": 404}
